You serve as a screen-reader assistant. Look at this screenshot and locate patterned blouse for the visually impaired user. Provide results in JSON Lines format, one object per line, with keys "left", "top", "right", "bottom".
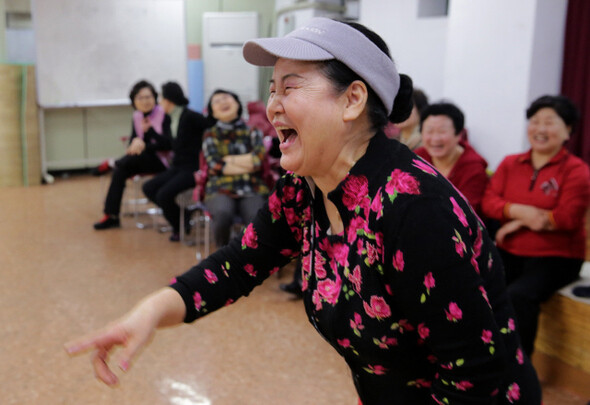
{"left": 171, "top": 132, "right": 540, "bottom": 404}
{"left": 202, "top": 120, "right": 269, "bottom": 198}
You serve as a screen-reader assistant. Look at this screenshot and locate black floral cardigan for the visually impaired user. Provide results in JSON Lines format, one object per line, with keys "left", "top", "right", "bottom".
{"left": 170, "top": 132, "right": 540, "bottom": 404}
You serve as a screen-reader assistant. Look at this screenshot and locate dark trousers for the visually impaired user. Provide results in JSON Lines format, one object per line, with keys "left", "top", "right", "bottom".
{"left": 499, "top": 249, "right": 582, "bottom": 356}
{"left": 104, "top": 153, "right": 166, "bottom": 216}
{"left": 206, "top": 193, "right": 265, "bottom": 247}
{"left": 142, "top": 167, "right": 196, "bottom": 234}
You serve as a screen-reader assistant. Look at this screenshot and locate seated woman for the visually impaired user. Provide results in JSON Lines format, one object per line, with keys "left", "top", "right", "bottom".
{"left": 203, "top": 89, "right": 269, "bottom": 248}
{"left": 93, "top": 80, "right": 172, "bottom": 230}
{"left": 414, "top": 102, "right": 488, "bottom": 215}
{"left": 482, "top": 95, "right": 590, "bottom": 357}
{"left": 391, "top": 88, "right": 429, "bottom": 150}
{"left": 141, "top": 82, "right": 211, "bottom": 241}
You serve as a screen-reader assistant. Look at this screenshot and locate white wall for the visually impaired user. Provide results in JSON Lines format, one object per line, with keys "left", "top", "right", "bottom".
{"left": 360, "top": 0, "right": 448, "bottom": 100}
{"left": 360, "top": 0, "right": 568, "bottom": 170}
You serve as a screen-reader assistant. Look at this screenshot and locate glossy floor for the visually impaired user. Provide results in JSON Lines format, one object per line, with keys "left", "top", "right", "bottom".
{"left": 0, "top": 175, "right": 587, "bottom": 405}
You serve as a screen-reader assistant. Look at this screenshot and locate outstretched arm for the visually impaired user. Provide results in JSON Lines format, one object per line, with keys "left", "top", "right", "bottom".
{"left": 64, "top": 287, "right": 185, "bottom": 386}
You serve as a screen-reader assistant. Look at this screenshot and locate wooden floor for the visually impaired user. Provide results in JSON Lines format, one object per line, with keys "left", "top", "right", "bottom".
{"left": 0, "top": 174, "right": 588, "bottom": 404}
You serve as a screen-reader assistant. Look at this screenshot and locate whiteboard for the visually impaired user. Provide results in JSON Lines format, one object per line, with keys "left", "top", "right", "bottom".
{"left": 32, "top": 0, "right": 188, "bottom": 108}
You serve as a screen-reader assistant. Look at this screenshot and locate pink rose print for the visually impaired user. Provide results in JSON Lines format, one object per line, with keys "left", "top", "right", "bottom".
{"left": 270, "top": 266, "right": 280, "bottom": 275}
{"left": 479, "top": 286, "right": 491, "bottom": 308}
{"left": 392, "top": 319, "right": 415, "bottom": 333}
{"left": 349, "top": 265, "right": 362, "bottom": 293}
{"left": 268, "top": 192, "right": 282, "bottom": 221}
{"left": 481, "top": 329, "right": 493, "bottom": 344}
{"left": 385, "top": 284, "right": 393, "bottom": 296}
{"left": 314, "top": 255, "right": 327, "bottom": 279}
{"left": 408, "top": 378, "right": 432, "bottom": 388}
{"left": 296, "top": 189, "right": 305, "bottom": 203}
{"left": 193, "top": 292, "right": 203, "bottom": 311}
{"left": 282, "top": 185, "right": 296, "bottom": 202}
{"left": 342, "top": 174, "right": 369, "bottom": 211}
{"left": 516, "top": 348, "right": 524, "bottom": 364}
{"left": 356, "top": 238, "right": 364, "bottom": 256}
{"left": 204, "top": 269, "right": 218, "bottom": 284}
{"left": 283, "top": 207, "right": 298, "bottom": 226}
{"left": 508, "top": 318, "right": 516, "bottom": 331}
{"left": 392, "top": 250, "right": 404, "bottom": 272}
{"left": 452, "top": 230, "right": 466, "bottom": 257}
{"left": 244, "top": 264, "right": 257, "bottom": 277}
{"left": 169, "top": 277, "right": 177, "bottom": 284}
{"left": 363, "top": 296, "right": 392, "bottom": 320}
{"left": 424, "top": 272, "right": 435, "bottom": 291}
{"left": 366, "top": 242, "right": 379, "bottom": 265}
{"left": 348, "top": 216, "right": 368, "bottom": 244}
{"left": 473, "top": 226, "right": 483, "bottom": 257}
{"left": 385, "top": 169, "right": 421, "bottom": 200}
{"left": 337, "top": 338, "right": 351, "bottom": 348}
{"left": 317, "top": 276, "right": 342, "bottom": 305}
{"left": 375, "top": 232, "right": 384, "bottom": 259}
{"left": 332, "top": 243, "right": 350, "bottom": 268}
{"left": 454, "top": 380, "right": 474, "bottom": 391}
{"left": 450, "top": 197, "right": 469, "bottom": 227}
{"left": 370, "top": 188, "right": 384, "bottom": 219}
{"left": 365, "top": 364, "right": 387, "bottom": 375}
{"left": 350, "top": 312, "right": 365, "bottom": 336}
{"left": 224, "top": 298, "right": 234, "bottom": 306}
{"left": 418, "top": 323, "right": 430, "bottom": 340}
{"left": 432, "top": 394, "right": 446, "bottom": 405}
{"left": 506, "top": 383, "right": 521, "bottom": 403}
{"left": 375, "top": 335, "right": 398, "bottom": 349}
{"left": 470, "top": 254, "right": 480, "bottom": 274}
{"left": 280, "top": 248, "right": 296, "bottom": 257}
{"left": 241, "top": 224, "right": 258, "bottom": 250}
{"left": 312, "top": 289, "right": 322, "bottom": 311}
{"left": 445, "top": 302, "right": 463, "bottom": 322}
{"left": 412, "top": 158, "right": 438, "bottom": 175}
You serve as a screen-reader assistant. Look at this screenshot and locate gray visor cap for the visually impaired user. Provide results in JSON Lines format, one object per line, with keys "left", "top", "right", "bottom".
{"left": 243, "top": 18, "right": 399, "bottom": 115}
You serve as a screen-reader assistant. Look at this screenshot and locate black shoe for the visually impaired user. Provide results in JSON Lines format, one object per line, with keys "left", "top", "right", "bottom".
{"left": 93, "top": 215, "right": 120, "bottom": 230}
{"left": 169, "top": 232, "right": 180, "bottom": 242}
{"left": 572, "top": 285, "right": 590, "bottom": 298}
{"left": 280, "top": 281, "right": 303, "bottom": 298}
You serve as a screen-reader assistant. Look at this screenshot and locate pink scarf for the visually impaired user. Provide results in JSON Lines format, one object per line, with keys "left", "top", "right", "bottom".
{"left": 132, "top": 105, "right": 171, "bottom": 168}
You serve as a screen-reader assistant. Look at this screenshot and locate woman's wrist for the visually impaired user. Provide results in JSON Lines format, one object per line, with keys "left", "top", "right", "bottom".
{"left": 503, "top": 202, "right": 512, "bottom": 219}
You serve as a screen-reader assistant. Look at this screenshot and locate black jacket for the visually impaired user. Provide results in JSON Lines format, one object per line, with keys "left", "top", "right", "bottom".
{"left": 167, "top": 107, "right": 210, "bottom": 171}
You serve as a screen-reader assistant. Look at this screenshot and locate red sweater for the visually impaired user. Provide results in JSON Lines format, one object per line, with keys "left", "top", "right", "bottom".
{"left": 482, "top": 147, "right": 590, "bottom": 259}
{"left": 415, "top": 140, "right": 488, "bottom": 214}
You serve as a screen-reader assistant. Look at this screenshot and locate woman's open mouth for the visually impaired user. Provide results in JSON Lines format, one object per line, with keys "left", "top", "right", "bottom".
{"left": 277, "top": 127, "right": 298, "bottom": 149}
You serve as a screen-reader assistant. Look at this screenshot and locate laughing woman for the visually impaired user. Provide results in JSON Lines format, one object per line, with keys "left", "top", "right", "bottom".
{"left": 482, "top": 95, "right": 590, "bottom": 357}
{"left": 67, "top": 19, "right": 541, "bottom": 404}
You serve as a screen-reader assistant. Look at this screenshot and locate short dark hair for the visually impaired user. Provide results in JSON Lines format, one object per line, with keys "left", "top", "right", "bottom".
{"left": 207, "top": 89, "right": 243, "bottom": 123}
{"left": 317, "top": 20, "right": 414, "bottom": 131}
{"left": 526, "top": 95, "right": 579, "bottom": 133}
{"left": 413, "top": 89, "right": 429, "bottom": 116}
{"left": 129, "top": 80, "right": 158, "bottom": 109}
{"left": 420, "top": 102, "right": 465, "bottom": 135}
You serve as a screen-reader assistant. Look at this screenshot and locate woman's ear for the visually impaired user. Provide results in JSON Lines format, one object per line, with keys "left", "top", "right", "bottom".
{"left": 343, "top": 80, "right": 368, "bottom": 122}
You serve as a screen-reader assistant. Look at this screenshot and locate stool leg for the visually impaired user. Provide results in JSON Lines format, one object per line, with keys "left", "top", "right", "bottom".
{"left": 179, "top": 207, "right": 185, "bottom": 244}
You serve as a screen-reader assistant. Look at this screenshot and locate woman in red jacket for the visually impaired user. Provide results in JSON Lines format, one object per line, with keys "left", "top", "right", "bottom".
{"left": 482, "top": 95, "right": 590, "bottom": 357}
{"left": 414, "top": 102, "right": 489, "bottom": 215}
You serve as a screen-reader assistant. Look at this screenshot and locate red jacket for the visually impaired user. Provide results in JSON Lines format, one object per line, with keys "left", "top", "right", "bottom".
{"left": 482, "top": 147, "right": 590, "bottom": 259}
{"left": 415, "top": 140, "right": 488, "bottom": 214}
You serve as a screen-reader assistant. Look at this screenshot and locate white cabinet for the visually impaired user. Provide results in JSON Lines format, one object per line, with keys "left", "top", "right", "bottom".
{"left": 202, "top": 12, "right": 260, "bottom": 110}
